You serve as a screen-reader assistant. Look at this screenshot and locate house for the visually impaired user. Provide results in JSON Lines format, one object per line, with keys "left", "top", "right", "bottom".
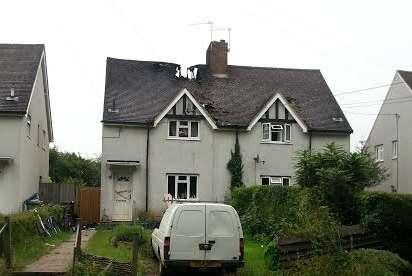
{"left": 0, "top": 44, "right": 53, "bottom": 214}
{"left": 101, "top": 40, "right": 352, "bottom": 221}
{"left": 366, "top": 70, "right": 412, "bottom": 193}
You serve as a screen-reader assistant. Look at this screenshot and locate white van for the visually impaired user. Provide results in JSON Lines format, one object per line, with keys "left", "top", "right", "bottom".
{"left": 151, "top": 202, "right": 244, "bottom": 274}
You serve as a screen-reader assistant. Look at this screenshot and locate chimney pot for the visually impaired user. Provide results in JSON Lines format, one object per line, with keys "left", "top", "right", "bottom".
{"left": 206, "top": 40, "right": 228, "bottom": 76}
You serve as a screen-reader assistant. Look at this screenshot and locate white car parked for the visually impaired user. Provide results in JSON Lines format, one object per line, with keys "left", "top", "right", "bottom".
{"left": 151, "top": 202, "right": 244, "bottom": 274}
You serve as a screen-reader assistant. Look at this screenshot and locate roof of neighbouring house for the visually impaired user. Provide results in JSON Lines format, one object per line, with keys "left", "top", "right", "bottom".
{"left": 103, "top": 57, "right": 353, "bottom": 133}
{"left": 398, "top": 70, "right": 412, "bottom": 90}
{"left": 0, "top": 44, "right": 44, "bottom": 114}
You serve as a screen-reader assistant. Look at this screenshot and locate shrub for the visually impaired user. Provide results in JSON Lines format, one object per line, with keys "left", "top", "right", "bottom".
{"left": 295, "top": 143, "right": 387, "bottom": 224}
{"left": 287, "top": 249, "right": 412, "bottom": 276}
{"left": 230, "top": 185, "right": 308, "bottom": 237}
{"left": 358, "top": 192, "right": 412, "bottom": 261}
{"left": 227, "top": 132, "right": 244, "bottom": 188}
{"left": 0, "top": 205, "right": 64, "bottom": 246}
{"left": 112, "top": 224, "right": 148, "bottom": 247}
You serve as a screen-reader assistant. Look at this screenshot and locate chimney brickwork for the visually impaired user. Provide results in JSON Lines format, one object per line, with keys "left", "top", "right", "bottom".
{"left": 206, "top": 40, "right": 228, "bottom": 76}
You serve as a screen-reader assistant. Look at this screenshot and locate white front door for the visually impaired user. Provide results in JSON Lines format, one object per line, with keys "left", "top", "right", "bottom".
{"left": 112, "top": 172, "right": 132, "bottom": 221}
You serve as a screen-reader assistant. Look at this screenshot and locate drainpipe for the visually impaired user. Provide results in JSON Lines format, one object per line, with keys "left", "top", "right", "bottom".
{"left": 308, "top": 131, "right": 312, "bottom": 151}
{"left": 145, "top": 127, "right": 150, "bottom": 212}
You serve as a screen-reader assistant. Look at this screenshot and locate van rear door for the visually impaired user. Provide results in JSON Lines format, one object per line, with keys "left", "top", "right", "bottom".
{"left": 205, "top": 205, "right": 240, "bottom": 261}
{"left": 170, "top": 204, "right": 206, "bottom": 261}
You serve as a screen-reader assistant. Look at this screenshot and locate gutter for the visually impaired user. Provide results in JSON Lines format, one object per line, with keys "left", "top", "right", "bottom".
{"left": 145, "top": 127, "right": 150, "bottom": 212}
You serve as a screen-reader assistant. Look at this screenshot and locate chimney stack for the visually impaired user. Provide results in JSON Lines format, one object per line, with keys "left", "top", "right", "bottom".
{"left": 206, "top": 40, "right": 228, "bottom": 77}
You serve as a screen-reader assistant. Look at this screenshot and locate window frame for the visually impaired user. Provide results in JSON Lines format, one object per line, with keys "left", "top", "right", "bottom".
{"left": 26, "top": 114, "right": 32, "bottom": 138}
{"left": 375, "top": 144, "right": 384, "bottom": 162}
{"left": 42, "top": 130, "right": 47, "bottom": 150}
{"left": 261, "top": 175, "right": 292, "bottom": 186}
{"left": 168, "top": 120, "right": 200, "bottom": 140}
{"left": 392, "top": 140, "right": 398, "bottom": 159}
{"left": 167, "top": 174, "right": 198, "bottom": 200}
{"left": 261, "top": 123, "right": 292, "bottom": 144}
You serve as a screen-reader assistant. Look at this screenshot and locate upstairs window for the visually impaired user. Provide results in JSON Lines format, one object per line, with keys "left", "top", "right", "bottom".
{"left": 168, "top": 120, "right": 199, "bottom": 140}
{"left": 375, "top": 145, "right": 384, "bottom": 162}
{"left": 262, "top": 123, "right": 291, "bottom": 143}
{"left": 167, "top": 174, "right": 198, "bottom": 199}
{"left": 261, "top": 176, "right": 291, "bottom": 186}
{"left": 392, "top": 140, "right": 398, "bottom": 159}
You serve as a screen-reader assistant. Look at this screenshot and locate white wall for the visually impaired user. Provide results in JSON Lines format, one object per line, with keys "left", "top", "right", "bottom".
{"left": 366, "top": 72, "right": 412, "bottom": 193}
{"left": 0, "top": 59, "right": 50, "bottom": 215}
{"left": 101, "top": 118, "right": 350, "bottom": 218}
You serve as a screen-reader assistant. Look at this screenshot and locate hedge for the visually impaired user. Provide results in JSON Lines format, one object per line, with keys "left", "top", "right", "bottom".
{"left": 0, "top": 205, "right": 64, "bottom": 246}
{"left": 358, "top": 192, "right": 412, "bottom": 261}
{"left": 230, "top": 186, "right": 315, "bottom": 237}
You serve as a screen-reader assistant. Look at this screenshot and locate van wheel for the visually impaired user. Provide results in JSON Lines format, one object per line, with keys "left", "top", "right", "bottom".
{"left": 159, "top": 261, "right": 169, "bottom": 276}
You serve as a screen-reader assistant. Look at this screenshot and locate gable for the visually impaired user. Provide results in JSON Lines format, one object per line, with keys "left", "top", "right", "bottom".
{"left": 247, "top": 93, "right": 308, "bottom": 132}
{"left": 153, "top": 88, "right": 217, "bottom": 129}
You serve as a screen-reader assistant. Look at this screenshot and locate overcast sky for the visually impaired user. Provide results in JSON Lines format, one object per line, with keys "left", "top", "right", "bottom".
{"left": 2, "top": 0, "right": 411, "bottom": 157}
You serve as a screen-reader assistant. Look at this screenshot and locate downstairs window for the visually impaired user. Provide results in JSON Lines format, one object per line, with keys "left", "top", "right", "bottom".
{"left": 167, "top": 174, "right": 198, "bottom": 199}
{"left": 261, "top": 176, "right": 291, "bottom": 186}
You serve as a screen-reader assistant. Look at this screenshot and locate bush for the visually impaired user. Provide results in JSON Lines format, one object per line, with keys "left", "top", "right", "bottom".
{"left": 230, "top": 186, "right": 309, "bottom": 238}
{"left": 112, "top": 224, "right": 148, "bottom": 247}
{"left": 359, "top": 192, "right": 412, "bottom": 261}
{"left": 287, "top": 249, "right": 411, "bottom": 276}
{"left": 0, "top": 205, "right": 64, "bottom": 246}
{"left": 295, "top": 144, "right": 387, "bottom": 224}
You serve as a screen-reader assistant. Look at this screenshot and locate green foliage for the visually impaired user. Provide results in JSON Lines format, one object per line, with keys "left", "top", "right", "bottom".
{"left": 73, "top": 259, "right": 116, "bottom": 276}
{"left": 295, "top": 143, "right": 387, "bottom": 224}
{"left": 49, "top": 146, "right": 101, "bottom": 186}
{"left": 112, "top": 224, "right": 148, "bottom": 247}
{"left": 231, "top": 185, "right": 313, "bottom": 237}
{"left": 359, "top": 192, "right": 412, "bottom": 261}
{"left": 287, "top": 249, "right": 412, "bottom": 276}
{"left": 0, "top": 205, "right": 64, "bottom": 246}
{"left": 227, "top": 132, "right": 244, "bottom": 188}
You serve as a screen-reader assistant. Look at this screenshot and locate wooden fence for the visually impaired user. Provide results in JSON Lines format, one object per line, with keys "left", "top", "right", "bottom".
{"left": 0, "top": 216, "right": 12, "bottom": 269}
{"left": 39, "top": 182, "right": 78, "bottom": 204}
{"left": 76, "top": 187, "right": 101, "bottom": 225}
{"left": 277, "top": 225, "right": 385, "bottom": 267}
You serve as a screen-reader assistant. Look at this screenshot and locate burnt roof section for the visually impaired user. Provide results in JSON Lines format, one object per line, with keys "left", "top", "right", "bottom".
{"left": 0, "top": 44, "right": 44, "bottom": 114}
{"left": 103, "top": 58, "right": 352, "bottom": 133}
{"left": 398, "top": 70, "right": 412, "bottom": 90}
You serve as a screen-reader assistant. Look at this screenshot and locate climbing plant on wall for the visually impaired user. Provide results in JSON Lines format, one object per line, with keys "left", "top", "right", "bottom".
{"left": 227, "top": 131, "right": 244, "bottom": 188}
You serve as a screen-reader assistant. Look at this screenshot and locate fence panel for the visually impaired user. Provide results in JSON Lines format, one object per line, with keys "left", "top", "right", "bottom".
{"left": 77, "top": 187, "right": 101, "bottom": 225}
{"left": 39, "top": 182, "right": 78, "bottom": 204}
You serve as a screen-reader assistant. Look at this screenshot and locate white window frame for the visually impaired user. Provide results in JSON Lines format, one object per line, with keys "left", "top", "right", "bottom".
{"left": 392, "top": 140, "right": 398, "bottom": 159}
{"left": 261, "top": 176, "right": 292, "bottom": 186}
{"left": 261, "top": 123, "right": 292, "bottom": 144}
{"left": 26, "top": 114, "right": 32, "bottom": 138}
{"left": 375, "top": 145, "right": 384, "bottom": 162}
{"left": 167, "top": 174, "right": 198, "bottom": 200}
{"left": 168, "top": 120, "right": 200, "bottom": 140}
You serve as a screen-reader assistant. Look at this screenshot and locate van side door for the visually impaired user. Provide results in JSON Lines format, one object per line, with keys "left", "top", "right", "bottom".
{"left": 170, "top": 204, "right": 206, "bottom": 261}
{"left": 205, "top": 205, "right": 240, "bottom": 261}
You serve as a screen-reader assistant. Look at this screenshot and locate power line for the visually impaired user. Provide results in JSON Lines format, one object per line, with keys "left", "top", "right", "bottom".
{"left": 334, "top": 82, "right": 405, "bottom": 96}
{"left": 342, "top": 98, "right": 412, "bottom": 109}
{"left": 340, "top": 95, "right": 412, "bottom": 106}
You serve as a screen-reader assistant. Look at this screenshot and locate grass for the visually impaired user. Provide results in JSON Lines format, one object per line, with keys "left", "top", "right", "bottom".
{"left": 14, "top": 231, "right": 72, "bottom": 268}
{"left": 239, "top": 239, "right": 277, "bottom": 276}
{"left": 86, "top": 229, "right": 131, "bottom": 262}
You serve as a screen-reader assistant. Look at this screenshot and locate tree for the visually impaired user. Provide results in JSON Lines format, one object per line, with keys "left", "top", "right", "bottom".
{"left": 295, "top": 143, "right": 387, "bottom": 224}
{"left": 227, "top": 131, "right": 244, "bottom": 188}
{"left": 49, "top": 146, "right": 101, "bottom": 186}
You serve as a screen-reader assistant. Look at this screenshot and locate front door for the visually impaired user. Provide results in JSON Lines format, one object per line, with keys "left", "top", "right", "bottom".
{"left": 112, "top": 172, "right": 132, "bottom": 221}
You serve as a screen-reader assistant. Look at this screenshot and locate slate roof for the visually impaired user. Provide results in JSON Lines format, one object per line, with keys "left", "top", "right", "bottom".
{"left": 398, "top": 70, "right": 412, "bottom": 90}
{"left": 0, "top": 44, "right": 44, "bottom": 114}
{"left": 103, "top": 57, "right": 352, "bottom": 133}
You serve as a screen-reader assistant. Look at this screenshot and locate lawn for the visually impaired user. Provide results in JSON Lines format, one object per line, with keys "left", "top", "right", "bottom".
{"left": 239, "top": 239, "right": 276, "bottom": 276}
{"left": 85, "top": 228, "right": 275, "bottom": 276}
{"left": 14, "top": 230, "right": 72, "bottom": 268}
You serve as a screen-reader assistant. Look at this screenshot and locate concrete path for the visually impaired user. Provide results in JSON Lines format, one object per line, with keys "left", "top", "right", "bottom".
{"left": 19, "top": 229, "right": 95, "bottom": 274}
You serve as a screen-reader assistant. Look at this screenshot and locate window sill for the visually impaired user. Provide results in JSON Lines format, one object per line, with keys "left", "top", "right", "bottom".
{"left": 392, "top": 157, "right": 398, "bottom": 160}
{"left": 167, "top": 137, "right": 200, "bottom": 141}
{"left": 376, "top": 160, "right": 384, "bottom": 163}
{"left": 261, "top": 141, "right": 292, "bottom": 145}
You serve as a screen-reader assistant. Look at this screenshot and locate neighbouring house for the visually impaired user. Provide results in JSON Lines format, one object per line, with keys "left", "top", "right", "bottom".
{"left": 0, "top": 44, "right": 53, "bottom": 214}
{"left": 366, "top": 70, "right": 412, "bottom": 193}
{"left": 101, "top": 40, "right": 352, "bottom": 221}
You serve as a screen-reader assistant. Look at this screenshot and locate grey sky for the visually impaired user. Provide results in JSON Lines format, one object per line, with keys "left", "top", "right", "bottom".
{"left": 2, "top": 0, "right": 411, "bottom": 157}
